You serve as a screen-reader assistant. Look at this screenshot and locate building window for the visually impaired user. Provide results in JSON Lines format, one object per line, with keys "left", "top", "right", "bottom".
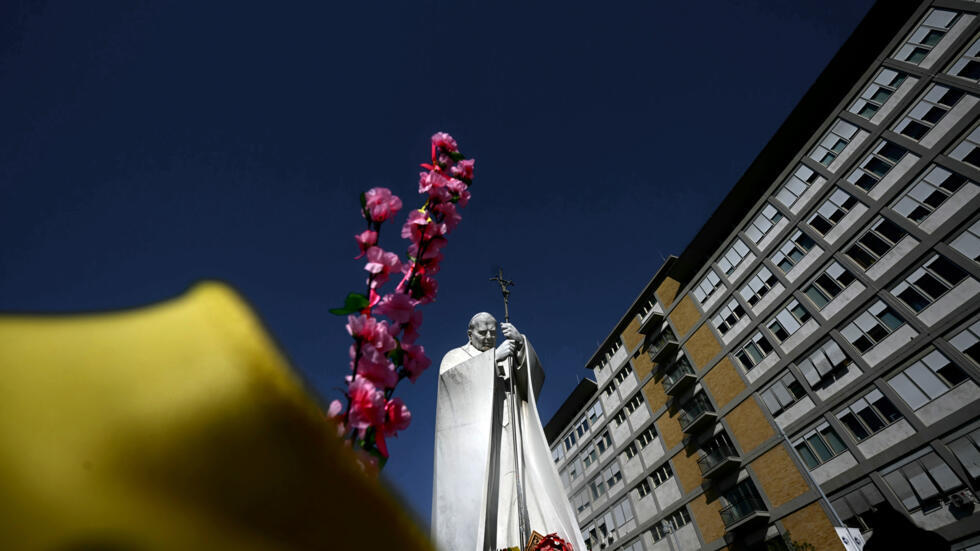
{"left": 717, "top": 238, "right": 751, "bottom": 276}
{"left": 636, "top": 425, "right": 658, "bottom": 449}
{"left": 948, "top": 430, "right": 980, "bottom": 482}
{"left": 574, "top": 415, "right": 590, "bottom": 439}
{"left": 624, "top": 442, "right": 638, "bottom": 460}
{"left": 762, "top": 370, "right": 808, "bottom": 416}
{"left": 745, "top": 202, "right": 785, "bottom": 244}
{"left": 621, "top": 393, "right": 644, "bottom": 418}
{"left": 894, "top": 84, "right": 966, "bottom": 141}
{"left": 803, "top": 261, "right": 857, "bottom": 309}
{"left": 650, "top": 462, "right": 674, "bottom": 487}
{"left": 772, "top": 230, "right": 817, "bottom": 274}
{"left": 846, "top": 140, "right": 909, "bottom": 192}
{"left": 574, "top": 489, "right": 590, "bottom": 514}
{"left": 614, "top": 363, "right": 633, "bottom": 385}
{"left": 621, "top": 540, "right": 644, "bottom": 551}
{"left": 636, "top": 479, "right": 652, "bottom": 498}
{"left": 712, "top": 297, "right": 747, "bottom": 336}
{"left": 882, "top": 450, "right": 964, "bottom": 512}
{"left": 739, "top": 266, "right": 781, "bottom": 306}
{"left": 767, "top": 299, "right": 813, "bottom": 343}
{"left": 949, "top": 320, "right": 980, "bottom": 366}
{"left": 775, "top": 164, "right": 822, "bottom": 209}
{"left": 844, "top": 216, "right": 909, "bottom": 270}
{"left": 552, "top": 444, "right": 565, "bottom": 464}
{"left": 832, "top": 483, "right": 885, "bottom": 533}
{"left": 950, "top": 219, "right": 980, "bottom": 263}
{"left": 651, "top": 507, "right": 691, "bottom": 542}
{"left": 808, "top": 187, "right": 859, "bottom": 235}
{"left": 613, "top": 410, "right": 628, "bottom": 425}
{"left": 793, "top": 422, "right": 848, "bottom": 469}
{"left": 887, "top": 349, "right": 968, "bottom": 410}
{"left": 850, "top": 67, "right": 908, "bottom": 119}
{"left": 841, "top": 299, "right": 907, "bottom": 353}
{"left": 733, "top": 331, "right": 776, "bottom": 371}
{"left": 892, "top": 165, "right": 971, "bottom": 225}
{"left": 564, "top": 432, "right": 576, "bottom": 451}
{"left": 949, "top": 33, "right": 980, "bottom": 81}
{"left": 611, "top": 498, "right": 634, "bottom": 530}
{"left": 891, "top": 253, "right": 970, "bottom": 313}
{"left": 950, "top": 125, "right": 980, "bottom": 168}
{"left": 590, "top": 462, "right": 623, "bottom": 499}
{"left": 693, "top": 269, "right": 723, "bottom": 305}
{"left": 837, "top": 388, "right": 904, "bottom": 442}
{"left": 582, "top": 446, "right": 599, "bottom": 468}
{"left": 587, "top": 400, "right": 603, "bottom": 425}
{"left": 797, "top": 339, "right": 852, "bottom": 388}
{"left": 809, "top": 119, "right": 859, "bottom": 166}
{"left": 596, "top": 430, "right": 612, "bottom": 454}
{"left": 893, "top": 9, "right": 960, "bottom": 65}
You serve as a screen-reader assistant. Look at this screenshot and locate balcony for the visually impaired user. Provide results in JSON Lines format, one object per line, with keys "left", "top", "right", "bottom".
{"left": 638, "top": 304, "right": 666, "bottom": 335}
{"left": 662, "top": 359, "right": 696, "bottom": 396}
{"left": 697, "top": 443, "right": 740, "bottom": 478}
{"left": 719, "top": 494, "right": 769, "bottom": 531}
{"left": 647, "top": 325, "right": 679, "bottom": 364}
{"left": 678, "top": 393, "right": 716, "bottom": 434}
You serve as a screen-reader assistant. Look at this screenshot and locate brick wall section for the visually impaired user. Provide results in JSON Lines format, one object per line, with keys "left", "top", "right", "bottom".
{"left": 656, "top": 411, "right": 684, "bottom": 451}
{"left": 642, "top": 379, "right": 668, "bottom": 413}
{"left": 621, "top": 316, "right": 644, "bottom": 353}
{"left": 688, "top": 492, "right": 725, "bottom": 545}
{"left": 750, "top": 444, "right": 809, "bottom": 508}
{"left": 672, "top": 447, "right": 702, "bottom": 494}
{"left": 668, "top": 295, "right": 701, "bottom": 337}
{"left": 684, "top": 324, "right": 722, "bottom": 369}
{"left": 780, "top": 502, "right": 846, "bottom": 551}
{"left": 655, "top": 277, "right": 681, "bottom": 307}
{"left": 725, "top": 397, "right": 774, "bottom": 454}
{"left": 632, "top": 352, "right": 655, "bottom": 381}
{"left": 702, "top": 357, "right": 746, "bottom": 409}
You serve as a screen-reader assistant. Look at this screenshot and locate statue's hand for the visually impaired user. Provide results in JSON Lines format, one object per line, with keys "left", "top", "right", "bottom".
{"left": 495, "top": 340, "right": 516, "bottom": 362}
{"left": 500, "top": 322, "right": 521, "bottom": 342}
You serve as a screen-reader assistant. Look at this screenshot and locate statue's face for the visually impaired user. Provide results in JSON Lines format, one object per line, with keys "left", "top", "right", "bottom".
{"left": 468, "top": 318, "right": 497, "bottom": 352}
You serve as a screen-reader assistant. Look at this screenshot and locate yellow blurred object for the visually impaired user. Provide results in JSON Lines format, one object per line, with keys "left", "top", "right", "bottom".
{"left": 0, "top": 282, "right": 434, "bottom": 551}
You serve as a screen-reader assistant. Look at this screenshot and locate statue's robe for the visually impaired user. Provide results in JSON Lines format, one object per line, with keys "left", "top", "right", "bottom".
{"left": 431, "top": 336, "right": 586, "bottom": 551}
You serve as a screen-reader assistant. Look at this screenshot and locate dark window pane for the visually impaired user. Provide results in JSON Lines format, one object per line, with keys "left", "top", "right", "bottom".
{"left": 816, "top": 274, "right": 843, "bottom": 297}
{"left": 878, "top": 143, "right": 906, "bottom": 162}
{"left": 872, "top": 395, "right": 903, "bottom": 423}
{"left": 840, "top": 412, "right": 870, "bottom": 440}
{"left": 915, "top": 272, "right": 949, "bottom": 300}
{"left": 811, "top": 216, "right": 832, "bottom": 234}
{"left": 901, "top": 120, "right": 930, "bottom": 140}
{"left": 958, "top": 60, "right": 980, "bottom": 80}
{"left": 853, "top": 173, "right": 878, "bottom": 191}
{"left": 847, "top": 244, "right": 875, "bottom": 268}
{"left": 821, "top": 427, "right": 847, "bottom": 454}
{"left": 857, "top": 407, "right": 885, "bottom": 433}
{"left": 805, "top": 285, "right": 830, "bottom": 308}
{"left": 808, "top": 434, "right": 834, "bottom": 461}
{"left": 929, "top": 255, "right": 968, "bottom": 287}
{"left": 796, "top": 233, "right": 816, "bottom": 251}
{"left": 939, "top": 89, "right": 964, "bottom": 107}
{"left": 866, "top": 157, "right": 892, "bottom": 178}
{"left": 937, "top": 363, "right": 967, "bottom": 385}
{"left": 861, "top": 232, "right": 891, "bottom": 256}
{"left": 878, "top": 306, "right": 905, "bottom": 330}
{"left": 921, "top": 106, "right": 946, "bottom": 124}
{"left": 898, "top": 287, "right": 931, "bottom": 312}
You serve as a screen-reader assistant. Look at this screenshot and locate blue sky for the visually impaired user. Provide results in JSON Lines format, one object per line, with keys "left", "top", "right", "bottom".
{"left": 1, "top": 0, "right": 875, "bottom": 528}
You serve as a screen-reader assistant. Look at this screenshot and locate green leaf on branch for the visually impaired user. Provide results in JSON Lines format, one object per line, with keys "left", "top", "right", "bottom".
{"left": 328, "top": 292, "right": 370, "bottom": 315}
{"left": 388, "top": 344, "right": 404, "bottom": 367}
{"left": 449, "top": 151, "right": 465, "bottom": 162}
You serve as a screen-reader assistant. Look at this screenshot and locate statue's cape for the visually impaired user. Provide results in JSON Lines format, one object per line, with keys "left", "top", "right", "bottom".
{"left": 431, "top": 338, "right": 585, "bottom": 551}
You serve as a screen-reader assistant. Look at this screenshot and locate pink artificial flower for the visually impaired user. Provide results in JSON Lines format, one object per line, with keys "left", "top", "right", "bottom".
{"left": 401, "top": 309, "right": 423, "bottom": 344}
{"left": 346, "top": 314, "right": 396, "bottom": 353}
{"left": 354, "top": 230, "right": 377, "bottom": 259}
{"left": 402, "top": 343, "right": 431, "bottom": 382}
{"left": 433, "top": 201, "right": 462, "bottom": 233}
{"left": 328, "top": 399, "right": 344, "bottom": 418}
{"left": 375, "top": 292, "right": 414, "bottom": 324}
{"left": 401, "top": 209, "right": 435, "bottom": 243}
{"left": 418, "top": 170, "right": 450, "bottom": 194}
{"left": 450, "top": 158, "right": 474, "bottom": 181}
{"left": 431, "top": 132, "right": 458, "bottom": 153}
{"left": 383, "top": 397, "right": 412, "bottom": 435}
{"left": 364, "top": 246, "right": 402, "bottom": 287}
{"left": 351, "top": 342, "right": 398, "bottom": 388}
{"left": 363, "top": 187, "right": 403, "bottom": 223}
{"left": 414, "top": 275, "right": 438, "bottom": 304}
{"left": 347, "top": 376, "right": 385, "bottom": 431}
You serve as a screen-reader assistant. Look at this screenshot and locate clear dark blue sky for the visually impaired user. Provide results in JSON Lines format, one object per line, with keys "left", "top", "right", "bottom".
{"left": 1, "top": 0, "right": 875, "bottom": 528}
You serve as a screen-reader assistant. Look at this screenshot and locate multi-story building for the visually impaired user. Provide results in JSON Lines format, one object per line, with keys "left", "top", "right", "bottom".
{"left": 544, "top": 1, "right": 980, "bottom": 549}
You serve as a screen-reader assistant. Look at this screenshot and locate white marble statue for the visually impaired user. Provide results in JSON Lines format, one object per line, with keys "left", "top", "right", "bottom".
{"left": 431, "top": 313, "right": 586, "bottom": 551}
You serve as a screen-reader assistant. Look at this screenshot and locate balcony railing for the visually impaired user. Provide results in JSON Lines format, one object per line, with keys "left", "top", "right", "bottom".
{"left": 697, "top": 443, "right": 740, "bottom": 478}
{"left": 647, "top": 325, "right": 679, "bottom": 364}
{"left": 719, "top": 494, "right": 769, "bottom": 530}
{"left": 678, "top": 393, "right": 716, "bottom": 433}
{"left": 638, "top": 304, "right": 666, "bottom": 335}
{"left": 662, "top": 359, "right": 696, "bottom": 396}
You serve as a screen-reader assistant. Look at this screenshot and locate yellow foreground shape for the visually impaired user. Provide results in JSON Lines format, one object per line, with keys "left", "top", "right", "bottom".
{"left": 0, "top": 282, "right": 434, "bottom": 551}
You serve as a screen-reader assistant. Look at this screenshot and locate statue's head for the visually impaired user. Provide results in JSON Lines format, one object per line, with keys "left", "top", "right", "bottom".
{"left": 467, "top": 312, "right": 497, "bottom": 352}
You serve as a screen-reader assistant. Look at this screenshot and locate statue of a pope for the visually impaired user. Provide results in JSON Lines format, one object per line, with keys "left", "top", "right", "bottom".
{"left": 431, "top": 312, "right": 585, "bottom": 551}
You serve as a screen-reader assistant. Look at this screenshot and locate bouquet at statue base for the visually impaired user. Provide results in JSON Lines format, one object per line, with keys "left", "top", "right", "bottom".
{"left": 327, "top": 132, "right": 475, "bottom": 469}
{"left": 534, "top": 533, "right": 574, "bottom": 551}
